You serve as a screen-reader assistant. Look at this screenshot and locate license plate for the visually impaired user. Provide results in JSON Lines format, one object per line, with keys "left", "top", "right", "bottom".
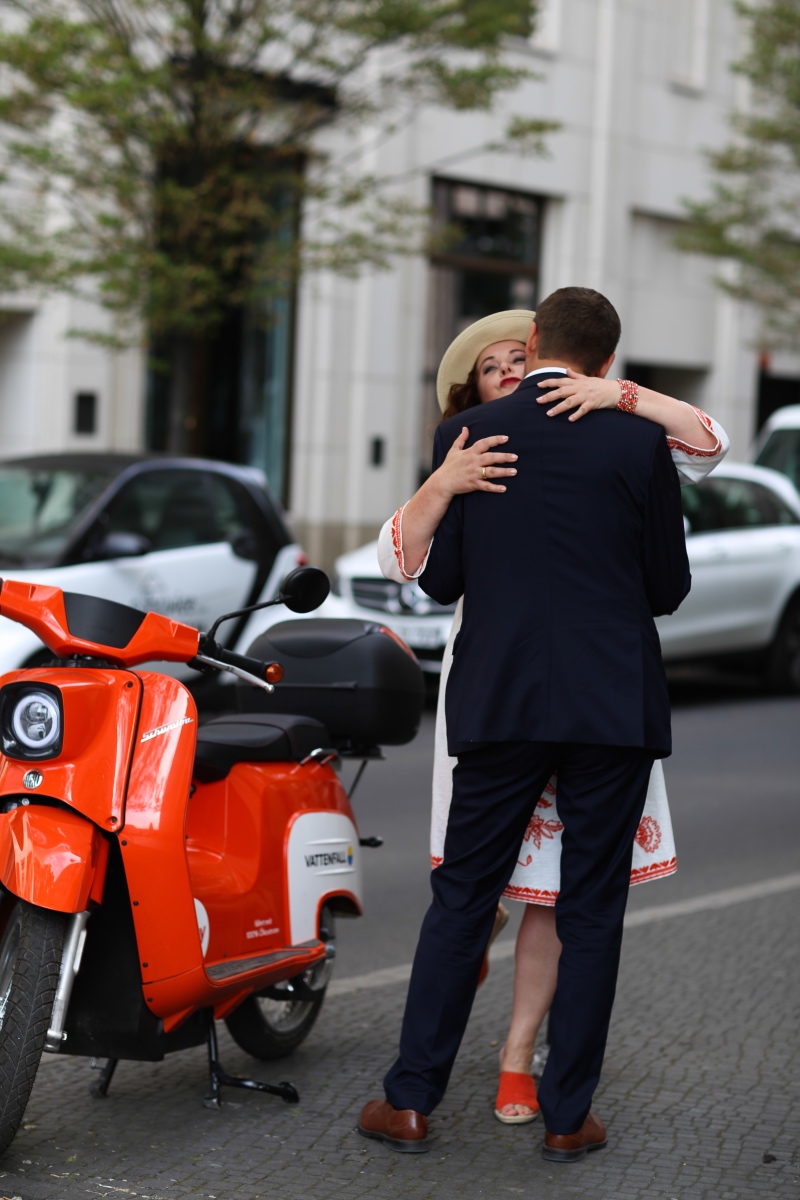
{"left": 391, "top": 621, "right": 447, "bottom": 650}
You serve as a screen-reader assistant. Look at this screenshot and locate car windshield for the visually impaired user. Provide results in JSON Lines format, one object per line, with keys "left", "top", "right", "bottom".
{"left": 755, "top": 428, "right": 800, "bottom": 491}
{"left": 0, "top": 465, "right": 113, "bottom": 566}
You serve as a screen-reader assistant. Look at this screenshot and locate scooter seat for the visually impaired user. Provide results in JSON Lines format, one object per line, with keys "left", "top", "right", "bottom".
{"left": 193, "top": 713, "right": 330, "bottom": 782}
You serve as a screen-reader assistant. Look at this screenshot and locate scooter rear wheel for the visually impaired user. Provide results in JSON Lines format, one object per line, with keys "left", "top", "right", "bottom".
{"left": 0, "top": 896, "right": 66, "bottom": 1156}
{"left": 224, "top": 982, "right": 326, "bottom": 1061}
{"left": 225, "top": 909, "right": 335, "bottom": 1061}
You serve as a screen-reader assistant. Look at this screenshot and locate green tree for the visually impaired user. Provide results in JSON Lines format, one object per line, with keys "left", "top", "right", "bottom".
{"left": 0, "top": 0, "right": 551, "bottom": 451}
{"left": 681, "top": 0, "right": 800, "bottom": 346}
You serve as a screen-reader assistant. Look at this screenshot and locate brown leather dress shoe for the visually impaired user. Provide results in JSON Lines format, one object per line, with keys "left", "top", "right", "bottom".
{"left": 358, "top": 1098, "right": 430, "bottom": 1153}
{"left": 542, "top": 1111, "right": 607, "bottom": 1162}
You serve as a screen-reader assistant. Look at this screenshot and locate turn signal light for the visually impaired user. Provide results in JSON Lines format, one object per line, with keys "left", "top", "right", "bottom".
{"left": 265, "top": 663, "right": 284, "bottom": 684}
{"left": 378, "top": 626, "right": 418, "bottom": 662}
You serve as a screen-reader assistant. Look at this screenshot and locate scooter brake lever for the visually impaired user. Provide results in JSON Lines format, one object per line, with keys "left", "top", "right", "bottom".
{"left": 193, "top": 653, "right": 275, "bottom": 693}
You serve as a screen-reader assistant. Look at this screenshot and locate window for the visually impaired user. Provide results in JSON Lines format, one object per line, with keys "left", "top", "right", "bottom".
{"left": 74, "top": 392, "right": 97, "bottom": 435}
{"left": 101, "top": 470, "right": 220, "bottom": 551}
{"left": 530, "top": 0, "right": 562, "bottom": 52}
{"left": 670, "top": 0, "right": 710, "bottom": 92}
{"left": 207, "top": 473, "right": 283, "bottom": 570}
{"left": 755, "top": 428, "right": 800, "bottom": 493}
{"left": 431, "top": 180, "right": 542, "bottom": 319}
{"left": 0, "top": 465, "right": 113, "bottom": 566}
{"left": 423, "top": 180, "right": 544, "bottom": 460}
{"left": 682, "top": 477, "right": 799, "bottom": 534}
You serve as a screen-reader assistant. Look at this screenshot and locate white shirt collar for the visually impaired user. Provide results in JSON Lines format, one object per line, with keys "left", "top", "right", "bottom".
{"left": 524, "top": 367, "right": 568, "bottom": 379}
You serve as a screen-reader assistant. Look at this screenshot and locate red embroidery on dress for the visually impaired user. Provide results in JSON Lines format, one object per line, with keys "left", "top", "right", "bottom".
{"left": 503, "top": 884, "right": 558, "bottom": 906}
{"left": 629, "top": 856, "right": 677, "bottom": 885}
{"left": 666, "top": 407, "right": 720, "bottom": 458}
{"left": 634, "top": 815, "right": 662, "bottom": 855}
{"left": 504, "top": 857, "right": 678, "bottom": 903}
{"left": 520, "top": 813, "right": 564, "bottom": 856}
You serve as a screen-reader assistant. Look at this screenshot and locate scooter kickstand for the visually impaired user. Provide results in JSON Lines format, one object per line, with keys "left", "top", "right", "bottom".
{"left": 90, "top": 1057, "right": 119, "bottom": 1098}
{"left": 203, "top": 1011, "right": 299, "bottom": 1110}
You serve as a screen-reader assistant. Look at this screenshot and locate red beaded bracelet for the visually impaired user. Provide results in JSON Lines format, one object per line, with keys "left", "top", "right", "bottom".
{"left": 617, "top": 379, "right": 639, "bottom": 413}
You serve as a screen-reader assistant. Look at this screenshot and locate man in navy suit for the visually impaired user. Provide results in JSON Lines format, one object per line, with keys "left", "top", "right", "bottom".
{"left": 358, "top": 288, "right": 691, "bottom": 1160}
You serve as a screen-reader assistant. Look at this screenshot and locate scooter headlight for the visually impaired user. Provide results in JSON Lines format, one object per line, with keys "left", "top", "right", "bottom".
{"left": 11, "top": 692, "right": 60, "bottom": 750}
{"left": 0, "top": 684, "right": 64, "bottom": 761}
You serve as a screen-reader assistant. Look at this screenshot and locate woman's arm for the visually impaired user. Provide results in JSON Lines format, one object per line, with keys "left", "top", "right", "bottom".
{"left": 536, "top": 371, "right": 730, "bottom": 482}
{"left": 378, "top": 427, "right": 517, "bottom": 579}
{"left": 536, "top": 371, "right": 718, "bottom": 448}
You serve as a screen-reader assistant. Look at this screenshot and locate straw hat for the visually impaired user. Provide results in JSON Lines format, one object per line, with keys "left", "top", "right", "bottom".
{"left": 435, "top": 309, "right": 535, "bottom": 413}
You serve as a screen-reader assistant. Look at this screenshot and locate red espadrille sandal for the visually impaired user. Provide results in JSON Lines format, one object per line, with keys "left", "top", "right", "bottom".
{"left": 494, "top": 1071, "right": 540, "bottom": 1124}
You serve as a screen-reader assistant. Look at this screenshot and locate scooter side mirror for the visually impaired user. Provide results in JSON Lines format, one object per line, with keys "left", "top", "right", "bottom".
{"left": 278, "top": 567, "right": 330, "bottom": 614}
{"left": 203, "top": 566, "right": 331, "bottom": 643}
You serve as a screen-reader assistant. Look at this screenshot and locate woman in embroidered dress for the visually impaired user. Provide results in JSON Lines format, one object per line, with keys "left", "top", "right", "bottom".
{"left": 377, "top": 309, "right": 729, "bottom": 1125}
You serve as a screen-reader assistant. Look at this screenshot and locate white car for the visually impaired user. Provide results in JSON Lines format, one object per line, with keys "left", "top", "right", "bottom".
{"left": 0, "top": 453, "right": 306, "bottom": 678}
{"left": 329, "top": 540, "right": 456, "bottom": 675}
{"left": 331, "top": 463, "right": 800, "bottom": 691}
{"left": 657, "top": 462, "right": 800, "bottom": 689}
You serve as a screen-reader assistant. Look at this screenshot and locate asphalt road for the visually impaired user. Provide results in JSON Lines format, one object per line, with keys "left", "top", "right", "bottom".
{"left": 334, "top": 671, "right": 800, "bottom": 980}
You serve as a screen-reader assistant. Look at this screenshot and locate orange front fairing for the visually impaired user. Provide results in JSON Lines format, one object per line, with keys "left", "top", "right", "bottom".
{"left": 0, "top": 805, "right": 109, "bottom": 912}
{"left": 0, "top": 579, "right": 199, "bottom": 666}
{"left": 118, "top": 673, "right": 200, "bottom": 1004}
{"left": 0, "top": 668, "right": 141, "bottom": 829}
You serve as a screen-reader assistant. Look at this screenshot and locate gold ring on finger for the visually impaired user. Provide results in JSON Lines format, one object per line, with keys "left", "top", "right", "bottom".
{"left": 481, "top": 466, "right": 487, "bottom": 480}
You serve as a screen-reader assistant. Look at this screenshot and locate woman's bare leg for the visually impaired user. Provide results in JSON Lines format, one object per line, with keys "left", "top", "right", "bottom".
{"left": 497, "top": 902, "right": 560, "bottom": 1118}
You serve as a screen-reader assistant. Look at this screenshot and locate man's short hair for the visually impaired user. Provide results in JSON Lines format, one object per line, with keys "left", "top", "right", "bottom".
{"left": 534, "top": 287, "right": 621, "bottom": 374}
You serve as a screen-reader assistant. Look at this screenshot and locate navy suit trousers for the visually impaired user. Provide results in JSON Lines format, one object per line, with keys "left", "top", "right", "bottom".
{"left": 383, "top": 740, "right": 654, "bottom": 1133}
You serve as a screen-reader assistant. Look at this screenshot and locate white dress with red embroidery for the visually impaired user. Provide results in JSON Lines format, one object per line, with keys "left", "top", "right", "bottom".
{"left": 377, "top": 407, "right": 728, "bottom": 903}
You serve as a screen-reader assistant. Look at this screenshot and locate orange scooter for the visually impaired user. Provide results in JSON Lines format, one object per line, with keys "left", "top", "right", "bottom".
{"left": 0, "top": 567, "right": 423, "bottom": 1155}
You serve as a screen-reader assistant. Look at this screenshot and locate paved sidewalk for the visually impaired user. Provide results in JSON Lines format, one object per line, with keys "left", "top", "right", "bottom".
{"left": 0, "top": 887, "right": 797, "bottom": 1200}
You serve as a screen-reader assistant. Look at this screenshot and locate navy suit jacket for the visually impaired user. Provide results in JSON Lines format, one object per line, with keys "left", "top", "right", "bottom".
{"left": 419, "top": 372, "right": 691, "bottom": 758}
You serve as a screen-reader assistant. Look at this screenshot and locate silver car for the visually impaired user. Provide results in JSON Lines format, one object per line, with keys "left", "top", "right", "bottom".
{"left": 657, "top": 462, "right": 800, "bottom": 690}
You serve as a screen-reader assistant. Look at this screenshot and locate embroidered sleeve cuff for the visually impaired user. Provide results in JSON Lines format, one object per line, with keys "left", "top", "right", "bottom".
{"left": 390, "top": 505, "right": 431, "bottom": 580}
{"left": 377, "top": 507, "right": 432, "bottom": 582}
{"left": 667, "top": 409, "right": 730, "bottom": 485}
{"left": 666, "top": 407, "right": 727, "bottom": 459}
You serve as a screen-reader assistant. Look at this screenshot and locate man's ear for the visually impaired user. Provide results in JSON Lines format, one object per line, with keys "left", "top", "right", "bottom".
{"left": 594, "top": 351, "right": 615, "bottom": 379}
{"left": 525, "top": 321, "right": 539, "bottom": 358}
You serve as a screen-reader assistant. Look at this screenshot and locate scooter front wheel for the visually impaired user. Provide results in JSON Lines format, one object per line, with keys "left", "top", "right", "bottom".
{"left": 0, "top": 896, "right": 66, "bottom": 1156}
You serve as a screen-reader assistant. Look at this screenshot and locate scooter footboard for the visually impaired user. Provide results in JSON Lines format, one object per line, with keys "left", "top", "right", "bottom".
{"left": 0, "top": 805, "right": 109, "bottom": 913}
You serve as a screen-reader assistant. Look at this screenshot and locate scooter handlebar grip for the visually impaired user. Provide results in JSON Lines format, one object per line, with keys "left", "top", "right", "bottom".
{"left": 196, "top": 636, "right": 277, "bottom": 682}
{"left": 217, "top": 647, "right": 274, "bottom": 680}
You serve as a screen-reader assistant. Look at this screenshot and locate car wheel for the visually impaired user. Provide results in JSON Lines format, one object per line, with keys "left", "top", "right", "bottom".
{"left": 766, "top": 594, "right": 800, "bottom": 693}
{"left": 224, "top": 908, "right": 335, "bottom": 1061}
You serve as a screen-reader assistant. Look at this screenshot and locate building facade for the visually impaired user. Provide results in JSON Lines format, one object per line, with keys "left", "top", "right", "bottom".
{"left": 1, "top": 0, "right": 796, "bottom": 568}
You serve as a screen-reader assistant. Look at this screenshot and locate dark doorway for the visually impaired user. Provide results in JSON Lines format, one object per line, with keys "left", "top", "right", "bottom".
{"left": 757, "top": 371, "right": 800, "bottom": 434}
